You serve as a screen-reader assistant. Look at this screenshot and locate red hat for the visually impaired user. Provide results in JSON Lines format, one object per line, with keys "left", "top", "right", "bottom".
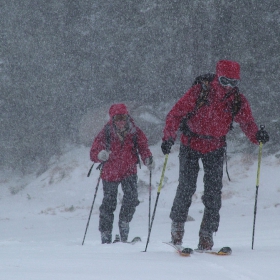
{"left": 216, "top": 60, "right": 240, "bottom": 80}
{"left": 109, "top": 103, "right": 129, "bottom": 118}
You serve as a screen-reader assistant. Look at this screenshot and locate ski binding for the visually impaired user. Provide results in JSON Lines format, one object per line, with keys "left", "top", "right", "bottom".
{"left": 113, "top": 235, "right": 141, "bottom": 245}
{"left": 163, "top": 241, "right": 193, "bottom": 257}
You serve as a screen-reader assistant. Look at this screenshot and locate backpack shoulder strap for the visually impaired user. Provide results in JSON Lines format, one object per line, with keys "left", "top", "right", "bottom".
{"left": 180, "top": 73, "right": 215, "bottom": 133}
{"left": 105, "top": 124, "right": 111, "bottom": 151}
{"left": 222, "top": 86, "right": 241, "bottom": 116}
{"left": 222, "top": 87, "right": 242, "bottom": 129}
{"left": 131, "top": 127, "right": 141, "bottom": 168}
{"left": 232, "top": 88, "right": 242, "bottom": 117}
{"left": 192, "top": 73, "right": 216, "bottom": 87}
{"left": 192, "top": 73, "right": 215, "bottom": 114}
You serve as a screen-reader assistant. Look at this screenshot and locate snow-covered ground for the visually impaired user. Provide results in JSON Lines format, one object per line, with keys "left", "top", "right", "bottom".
{"left": 1, "top": 144, "right": 280, "bottom": 280}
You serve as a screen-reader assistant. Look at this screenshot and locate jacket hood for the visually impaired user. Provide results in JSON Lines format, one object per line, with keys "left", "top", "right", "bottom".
{"left": 109, "top": 103, "right": 129, "bottom": 118}
{"left": 108, "top": 103, "right": 137, "bottom": 134}
{"left": 216, "top": 60, "right": 240, "bottom": 80}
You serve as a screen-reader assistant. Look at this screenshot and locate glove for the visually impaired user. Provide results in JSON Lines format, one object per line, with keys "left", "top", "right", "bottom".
{"left": 97, "top": 150, "right": 110, "bottom": 161}
{"left": 256, "top": 129, "right": 269, "bottom": 144}
{"left": 161, "top": 139, "right": 174, "bottom": 155}
{"left": 145, "top": 156, "right": 155, "bottom": 171}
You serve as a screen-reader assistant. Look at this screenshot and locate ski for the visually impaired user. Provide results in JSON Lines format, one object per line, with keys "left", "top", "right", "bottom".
{"left": 194, "top": 246, "right": 232, "bottom": 256}
{"left": 113, "top": 235, "right": 141, "bottom": 245}
{"left": 127, "top": 236, "right": 141, "bottom": 245}
{"left": 163, "top": 241, "right": 193, "bottom": 257}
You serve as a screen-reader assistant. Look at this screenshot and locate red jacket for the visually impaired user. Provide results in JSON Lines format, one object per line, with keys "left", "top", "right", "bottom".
{"left": 90, "top": 118, "right": 152, "bottom": 182}
{"left": 163, "top": 76, "right": 258, "bottom": 154}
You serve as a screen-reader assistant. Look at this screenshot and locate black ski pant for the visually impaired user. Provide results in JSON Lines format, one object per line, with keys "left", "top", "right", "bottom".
{"left": 99, "top": 174, "right": 140, "bottom": 234}
{"left": 170, "top": 144, "right": 224, "bottom": 234}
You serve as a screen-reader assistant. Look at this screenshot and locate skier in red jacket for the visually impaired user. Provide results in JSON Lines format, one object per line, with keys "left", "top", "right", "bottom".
{"left": 90, "top": 103, "right": 154, "bottom": 244}
{"left": 161, "top": 60, "right": 269, "bottom": 250}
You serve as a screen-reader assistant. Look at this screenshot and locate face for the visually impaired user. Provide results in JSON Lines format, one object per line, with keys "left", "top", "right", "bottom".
{"left": 113, "top": 114, "right": 128, "bottom": 131}
{"left": 218, "top": 76, "right": 239, "bottom": 89}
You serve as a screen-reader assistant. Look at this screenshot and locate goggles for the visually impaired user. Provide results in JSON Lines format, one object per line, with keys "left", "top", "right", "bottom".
{"left": 113, "top": 114, "right": 128, "bottom": 122}
{"left": 219, "top": 76, "right": 239, "bottom": 87}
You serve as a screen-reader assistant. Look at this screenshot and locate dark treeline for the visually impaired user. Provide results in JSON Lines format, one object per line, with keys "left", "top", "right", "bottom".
{"left": 1, "top": 0, "right": 279, "bottom": 173}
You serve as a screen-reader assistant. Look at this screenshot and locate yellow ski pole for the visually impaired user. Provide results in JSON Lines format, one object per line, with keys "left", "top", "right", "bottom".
{"left": 144, "top": 154, "right": 169, "bottom": 252}
{"left": 148, "top": 170, "right": 152, "bottom": 235}
{"left": 251, "top": 141, "right": 263, "bottom": 250}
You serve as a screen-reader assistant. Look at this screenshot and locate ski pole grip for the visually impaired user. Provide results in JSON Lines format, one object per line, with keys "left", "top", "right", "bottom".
{"left": 260, "top": 125, "right": 265, "bottom": 131}
{"left": 87, "top": 163, "right": 95, "bottom": 177}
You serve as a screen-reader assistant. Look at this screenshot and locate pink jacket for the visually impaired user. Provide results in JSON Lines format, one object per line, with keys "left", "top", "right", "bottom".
{"left": 90, "top": 105, "right": 152, "bottom": 181}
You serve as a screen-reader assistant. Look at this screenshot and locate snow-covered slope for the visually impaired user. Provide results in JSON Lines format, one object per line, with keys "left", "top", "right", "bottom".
{"left": 1, "top": 144, "right": 280, "bottom": 280}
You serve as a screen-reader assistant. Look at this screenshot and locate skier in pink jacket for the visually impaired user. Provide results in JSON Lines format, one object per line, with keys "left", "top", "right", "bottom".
{"left": 90, "top": 103, "right": 154, "bottom": 243}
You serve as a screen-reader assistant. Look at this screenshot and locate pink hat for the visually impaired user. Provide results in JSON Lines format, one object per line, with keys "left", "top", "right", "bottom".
{"left": 216, "top": 60, "right": 240, "bottom": 79}
{"left": 109, "top": 103, "right": 129, "bottom": 118}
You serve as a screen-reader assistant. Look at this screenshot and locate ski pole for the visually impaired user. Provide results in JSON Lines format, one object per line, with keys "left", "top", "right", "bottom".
{"left": 82, "top": 164, "right": 103, "bottom": 245}
{"left": 143, "top": 154, "right": 169, "bottom": 252}
{"left": 251, "top": 128, "right": 264, "bottom": 250}
{"left": 148, "top": 170, "right": 152, "bottom": 235}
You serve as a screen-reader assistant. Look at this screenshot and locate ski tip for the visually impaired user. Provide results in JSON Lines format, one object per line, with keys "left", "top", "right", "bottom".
{"left": 217, "top": 247, "right": 232, "bottom": 255}
{"left": 179, "top": 252, "right": 191, "bottom": 257}
{"left": 130, "top": 236, "right": 141, "bottom": 244}
{"left": 181, "top": 247, "right": 194, "bottom": 255}
{"left": 194, "top": 246, "right": 232, "bottom": 255}
{"left": 178, "top": 247, "right": 193, "bottom": 257}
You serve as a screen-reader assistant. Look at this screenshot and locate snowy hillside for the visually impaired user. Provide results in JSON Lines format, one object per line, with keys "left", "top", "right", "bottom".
{"left": 1, "top": 144, "right": 280, "bottom": 280}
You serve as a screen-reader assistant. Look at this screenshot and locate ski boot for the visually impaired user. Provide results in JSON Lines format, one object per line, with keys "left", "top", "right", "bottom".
{"left": 119, "top": 220, "right": 129, "bottom": 242}
{"left": 171, "top": 221, "right": 185, "bottom": 245}
{"left": 101, "top": 231, "right": 112, "bottom": 244}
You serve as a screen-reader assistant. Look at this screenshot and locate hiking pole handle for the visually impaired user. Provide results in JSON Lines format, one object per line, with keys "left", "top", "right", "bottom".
{"left": 259, "top": 125, "right": 265, "bottom": 131}
{"left": 87, "top": 163, "right": 95, "bottom": 177}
